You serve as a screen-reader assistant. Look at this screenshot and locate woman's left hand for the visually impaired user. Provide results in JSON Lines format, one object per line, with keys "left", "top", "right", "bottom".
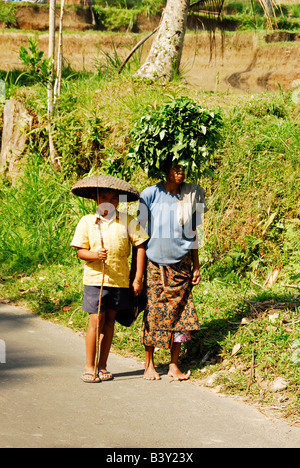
{"left": 191, "top": 268, "right": 201, "bottom": 286}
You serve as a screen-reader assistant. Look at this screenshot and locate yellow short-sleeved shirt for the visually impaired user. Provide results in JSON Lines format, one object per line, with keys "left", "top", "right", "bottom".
{"left": 71, "top": 210, "right": 149, "bottom": 288}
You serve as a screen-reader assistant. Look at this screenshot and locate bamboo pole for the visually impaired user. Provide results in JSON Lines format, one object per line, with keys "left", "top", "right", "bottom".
{"left": 47, "top": 0, "right": 61, "bottom": 171}
{"left": 93, "top": 219, "right": 106, "bottom": 381}
{"left": 54, "top": 0, "right": 65, "bottom": 110}
{"left": 47, "top": 0, "right": 56, "bottom": 117}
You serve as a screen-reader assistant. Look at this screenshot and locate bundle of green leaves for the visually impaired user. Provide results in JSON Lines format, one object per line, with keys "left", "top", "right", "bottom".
{"left": 127, "top": 96, "right": 223, "bottom": 179}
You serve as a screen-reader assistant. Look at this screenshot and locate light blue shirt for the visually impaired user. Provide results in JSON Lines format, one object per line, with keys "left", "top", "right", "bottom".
{"left": 138, "top": 183, "right": 198, "bottom": 266}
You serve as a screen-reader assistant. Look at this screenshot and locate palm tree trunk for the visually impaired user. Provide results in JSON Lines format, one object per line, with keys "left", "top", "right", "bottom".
{"left": 135, "top": 0, "right": 190, "bottom": 83}
{"left": 54, "top": 0, "right": 65, "bottom": 111}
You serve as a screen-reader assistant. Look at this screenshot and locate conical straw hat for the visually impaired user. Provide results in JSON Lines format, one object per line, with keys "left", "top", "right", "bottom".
{"left": 71, "top": 175, "right": 139, "bottom": 202}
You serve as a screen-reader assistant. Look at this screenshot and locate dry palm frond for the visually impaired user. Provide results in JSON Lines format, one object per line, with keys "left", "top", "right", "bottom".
{"left": 189, "top": 0, "right": 225, "bottom": 61}
{"left": 257, "top": 0, "right": 279, "bottom": 28}
{"left": 190, "top": 0, "right": 279, "bottom": 30}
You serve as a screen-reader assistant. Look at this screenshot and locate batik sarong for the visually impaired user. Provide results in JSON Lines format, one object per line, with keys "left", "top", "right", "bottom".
{"left": 141, "top": 252, "right": 200, "bottom": 350}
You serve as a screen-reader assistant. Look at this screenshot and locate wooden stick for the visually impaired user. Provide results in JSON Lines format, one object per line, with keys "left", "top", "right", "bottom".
{"left": 53, "top": 0, "right": 65, "bottom": 110}
{"left": 93, "top": 220, "right": 106, "bottom": 381}
{"left": 94, "top": 261, "right": 105, "bottom": 380}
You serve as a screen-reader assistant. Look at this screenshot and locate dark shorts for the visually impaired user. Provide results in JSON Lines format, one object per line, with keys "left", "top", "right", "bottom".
{"left": 82, "top": 285, "right": 130, "bottom": 315}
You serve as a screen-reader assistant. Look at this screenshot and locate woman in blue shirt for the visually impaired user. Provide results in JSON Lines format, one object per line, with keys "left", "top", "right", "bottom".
{"left": 138, "top": 162, "right": 206, "bottom": 381}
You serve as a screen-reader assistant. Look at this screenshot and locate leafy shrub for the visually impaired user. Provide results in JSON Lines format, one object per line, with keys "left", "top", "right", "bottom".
{"left": 19, "top": 37, "right": 54, "bottom": 87}
{"left": 93, "top": 6, "right": 138, "bottom": 31}
{"left": 94, "top": 0, "right": 164, "bottom": 16}
{"left": 52, "top": 110, "right": 108, "bottom": 177}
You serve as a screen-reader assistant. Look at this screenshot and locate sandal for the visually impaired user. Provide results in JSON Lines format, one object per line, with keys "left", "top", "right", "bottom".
{"left": 99, "top": 370, "right": 114, "bottom": 382}
{"left": 81, "top": 372, "right": 101, "bottom": 384}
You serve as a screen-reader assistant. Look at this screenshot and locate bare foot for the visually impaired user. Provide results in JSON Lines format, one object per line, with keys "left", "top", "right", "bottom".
{"left": 168, "top": 364, "right": 191, "bottom": 381}
{"left": 144, "top": 363, "right": 161, "bottom": 381}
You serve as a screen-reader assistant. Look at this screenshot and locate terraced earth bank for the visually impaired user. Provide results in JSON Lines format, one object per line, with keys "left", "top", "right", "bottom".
{"left": 0, "top": 30, "right": 299, "bottom": 94}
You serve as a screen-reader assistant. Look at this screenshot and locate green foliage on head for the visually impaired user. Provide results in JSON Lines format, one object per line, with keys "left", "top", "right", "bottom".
{"left": 127, "top": 96, "right": 223, "bottom": 180}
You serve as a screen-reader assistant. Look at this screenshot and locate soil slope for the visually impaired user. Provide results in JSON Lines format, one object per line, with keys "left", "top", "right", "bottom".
{"left": 0, "top": 31, "right": 299, "bottom": 93}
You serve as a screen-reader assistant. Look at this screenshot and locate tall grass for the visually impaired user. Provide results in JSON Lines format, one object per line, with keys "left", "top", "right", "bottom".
{"left": 0, "top": 150, "right": 93, "bottom": 276}
{"left": 199, "top": 92, "right": 300, "bottom": 282}
{"left": 0, "top": 1, "right": 17, "bottom": 27}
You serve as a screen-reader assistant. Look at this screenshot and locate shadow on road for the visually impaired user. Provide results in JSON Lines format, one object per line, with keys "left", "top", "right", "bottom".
{"left": 0, "top": 306, "right": 55, "bottom": 386}
{"left": 112, "top": 368, "right": 145, "bottom": 380}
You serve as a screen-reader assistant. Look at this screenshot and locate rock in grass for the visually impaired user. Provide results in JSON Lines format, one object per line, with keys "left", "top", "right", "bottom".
{"left": 205, "top": 373, "right": 219, "bottom": 387}
{"left": 269, "top": 377, "right": 288, "bottom": 392}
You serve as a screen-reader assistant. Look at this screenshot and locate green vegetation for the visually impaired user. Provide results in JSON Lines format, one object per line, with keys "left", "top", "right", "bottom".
{"left": 19, "top": 37, "right": 54, "bottom": 87}
{"left": 91, "top": 0, "right": 166, "bottom": 30}
{"left": 83, "top": 0, "right": 300, "bottom": 32}
{"left": 0, "top": 0, "right": 299, "bottom": 32}
{"left": 94, "top": 0, "right": 165, "bottom": 17}
{"left": 127, "top": 97, "right": 223, "bottom": 179}
{"left": 0, "top": 36, "right": 299, "bottom": 421}
{"left": 0, "top": 1, "right": 17, "bottom": 27}
{"left": 218, "top": 1, "right": 300, "bottom": 31}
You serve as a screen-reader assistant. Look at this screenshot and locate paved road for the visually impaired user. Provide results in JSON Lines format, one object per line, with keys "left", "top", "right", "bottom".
{"left": 0, "top": 302, "right": 299, "bottom": 449}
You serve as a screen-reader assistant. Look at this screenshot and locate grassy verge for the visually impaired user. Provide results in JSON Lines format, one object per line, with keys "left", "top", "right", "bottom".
{"left": 0, "top": 1, "right": 17, "bottom": 27}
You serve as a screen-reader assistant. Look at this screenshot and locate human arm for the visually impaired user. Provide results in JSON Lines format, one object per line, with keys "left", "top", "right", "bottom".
{"left": 128, "top": 206, "right": 149, "bottom": 295}
{"left": 132, "top": 243, "right": 146, "bottom": 296}
{"left": 71, "top": 216, "right": 108, "bottom": 262}
{"left": 76, "top": 247, "right": 108, "bottom": 262}
{"left": 191, "top": 248, "right": 201, "bottom": 286}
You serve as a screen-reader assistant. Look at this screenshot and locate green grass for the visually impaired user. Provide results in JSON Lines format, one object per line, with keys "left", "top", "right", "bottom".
{"left": 0, "top": 40, "right": 299, "bottom": 421}
{"left": 0, "top": 1, "right": 17, "bottom": 27}
{"left": 190, "top": 281, "right": 300, "bottom": 418}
